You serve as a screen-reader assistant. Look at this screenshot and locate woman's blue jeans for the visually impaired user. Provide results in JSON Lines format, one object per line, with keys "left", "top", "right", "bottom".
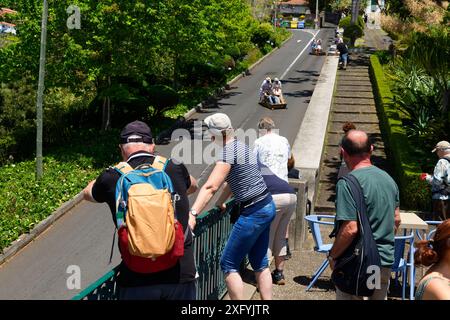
{"left": 220, "top": 196, "right": 276, "bottom": 274}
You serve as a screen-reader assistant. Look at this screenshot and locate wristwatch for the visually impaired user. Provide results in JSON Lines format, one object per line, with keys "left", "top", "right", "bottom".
{"left": 189, "top": 209, "right": 198, "bottom": 217}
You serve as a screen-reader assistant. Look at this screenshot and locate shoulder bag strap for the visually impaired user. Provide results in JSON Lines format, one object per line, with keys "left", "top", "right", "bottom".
{"left": 342, "top": 174, "right": 377, "bottom": 242}
{"left": 342, "top": 174, "right": 366, "bottom": 230}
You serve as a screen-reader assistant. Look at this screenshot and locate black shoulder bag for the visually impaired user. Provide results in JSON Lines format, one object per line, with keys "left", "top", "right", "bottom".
{"left": 331, "top": 174, "right": 382, "bottom": 297}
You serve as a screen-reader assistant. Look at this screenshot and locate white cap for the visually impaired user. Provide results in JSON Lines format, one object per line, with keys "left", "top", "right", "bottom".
{"left": 432, "top": 141, "right": 450, "bottom": 153}
{"left": 204, "top": 113, "right": 233, "bottom": 137}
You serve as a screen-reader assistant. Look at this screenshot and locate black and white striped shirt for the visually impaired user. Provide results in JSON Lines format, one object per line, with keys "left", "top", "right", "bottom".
{"left": 220, "top": 138, "right": 267, "bottom": 202}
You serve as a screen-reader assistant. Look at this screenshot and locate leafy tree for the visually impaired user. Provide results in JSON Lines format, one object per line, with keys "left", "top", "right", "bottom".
{"left": 0, "top": 0, "right": 285, "bottom": 158}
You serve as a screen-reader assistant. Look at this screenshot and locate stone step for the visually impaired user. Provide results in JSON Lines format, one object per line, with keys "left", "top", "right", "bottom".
{"left": 338, "top": 80, "right": 372, "bottom": 86}
{"left": 329, "top": 122, "right": 382, "bottom": 133}
{"left": 338, "top": 76, "right": 370, "bottom": 82}
{"left": 325, "top": 133, "right": 344, "bottom": 146}
{"left": 333, "top": 109, "right": 377, "bottom": 115}
{"left": 334, "top": 91, "right": 374, "bottom": 99}
{"left": 325, "top": 133, "right": 387, "bottom": 151}
{"left": 316, "top": 181, "right": 337, "bottom": 197}
{"left": 336, "top": 85, "right": 373, "bottom": 92}
{"left": 338, "top": 72, "right": 370, "bottom": 78}
{"left": 323, "top": 145, "right": 387, "bottom": 159}
{"left": 313, "top": 204, "right": 336, "bottom": 214}
{"left": 332, "top": 113, "right": 379, "bottom": 123}
{"left": 342, "top": 66, "right": 369, "bottom": 70}
{"left": 331, "top": 119, "right": 379, "bottom": 125}
{"left": 318, "top": 165, "right": 339, "bottom": 184}
{"left": 321, "top": 157, "right": 342, "bottom": 168}
{"left": 333, "top": 97, "right": 375, "bottom": 105}
{"left": 315, "top": 182, "right": 337, "bottom": 213}
{"left": 322, "top": 158, "right": 342, "bottom": 168}
{"left": 332, "top": 103, "right": 376, "bottom": 112}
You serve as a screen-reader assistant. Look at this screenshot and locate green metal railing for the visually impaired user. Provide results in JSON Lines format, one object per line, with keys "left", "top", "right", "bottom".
{"left": 193, "top": 200, "right": 234, "bottom": 300}
{"left": 71, "top": 266, "right": 120, "bottom": 300}
{"left": 72, "top": 200, "right": 235, "bottom": 300}
{"left": 71, "top": 178, "right": 309, "bottom": 300}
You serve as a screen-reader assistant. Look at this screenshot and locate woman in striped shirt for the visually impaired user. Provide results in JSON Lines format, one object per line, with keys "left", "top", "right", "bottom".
{"left": 189, "top": 113, "right": 276, "bottom": 300}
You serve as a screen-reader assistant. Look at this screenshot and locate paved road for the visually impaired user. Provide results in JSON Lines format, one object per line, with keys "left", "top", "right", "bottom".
{"left": 0, "top": 27, "right": 334, "bottom": 299}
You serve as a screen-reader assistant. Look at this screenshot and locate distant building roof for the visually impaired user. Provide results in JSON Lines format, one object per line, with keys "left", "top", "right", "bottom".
{"left": 0, "top": 8, "right": 17, "bottom": 16}
{"left": 0, "top": 21, "right": 16, "bottom": 27}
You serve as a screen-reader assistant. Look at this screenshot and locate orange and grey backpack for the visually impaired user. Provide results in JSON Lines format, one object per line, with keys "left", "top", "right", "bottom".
{"left": 113, "top": 153, "right": 184, "bottom": 273}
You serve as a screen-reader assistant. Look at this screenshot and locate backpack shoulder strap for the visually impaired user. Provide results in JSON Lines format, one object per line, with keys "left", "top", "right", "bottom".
{"left": 151, "top": 155, "right": 169, "bottom": 171}
{"left": 113, "top": 162, "right": 134, "bottom": 175}
{"left": 113, "top": 162, "right": 134, "bottom": 229}
{"left": 442, "top": 157, "right": 450, "bottom": 187}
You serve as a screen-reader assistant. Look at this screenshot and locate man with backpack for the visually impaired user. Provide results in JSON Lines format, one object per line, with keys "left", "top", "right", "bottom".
{"left": 420, "top": 140, "right": 450, "bottom": 220}
{"left": 328, "top": 130, "right": 401, "bottom": 300}
{"left": 83, "top": 120, "right": 198, "bottom": 300}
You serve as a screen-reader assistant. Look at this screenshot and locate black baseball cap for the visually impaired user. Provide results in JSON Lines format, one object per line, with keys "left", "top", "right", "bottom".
{"left": 120, "top": 120, "right": 153, "bottom": 144}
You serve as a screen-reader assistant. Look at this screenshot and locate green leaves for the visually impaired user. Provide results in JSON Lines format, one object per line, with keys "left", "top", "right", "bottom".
{"left": 0, "top": 156, "right": 100, "bottom": 251}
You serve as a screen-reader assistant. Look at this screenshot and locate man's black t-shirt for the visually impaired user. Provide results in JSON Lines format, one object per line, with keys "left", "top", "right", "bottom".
{"left": 91, "top": 151, "right": 196, "bottom": 287}
{"left": 337, "top": 43, "right": 348, "bottom": 55}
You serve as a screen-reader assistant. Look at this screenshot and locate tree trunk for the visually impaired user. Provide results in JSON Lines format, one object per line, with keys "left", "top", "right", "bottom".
{"left": 101, "top": 96, "right": 107, "bottom": 131}
{"left": 444, "top": 89, "right": 450, "bottom": 136}
{"left": 351, "top": 0, "right": 360, "bottom": 25}
{"left": 101, "top": 77, "right": 112, "bottom": 131}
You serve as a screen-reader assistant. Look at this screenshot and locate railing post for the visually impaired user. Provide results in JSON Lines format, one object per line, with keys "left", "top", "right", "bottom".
{"left": 288, "top": 179, "right": 308, "bottom": 251}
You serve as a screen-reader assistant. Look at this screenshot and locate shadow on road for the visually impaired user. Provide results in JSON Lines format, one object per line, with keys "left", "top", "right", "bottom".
{"left": 294, "top": 275, "right": 335, "bottom": 291}
{"left": 284, "top": 89, "right": 314, "bottom": 98}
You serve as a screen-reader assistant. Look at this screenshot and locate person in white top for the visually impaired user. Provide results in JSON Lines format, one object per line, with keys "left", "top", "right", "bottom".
{"left": 259, "top": 77, "right": 272, "bottom": 102}
{"left": 254, "top": 117, "right": 296, "bottom": 285}
{"left": 272, "top": 78, "right": 282, "bottom": 90}
{"left": 254, "top": 117, "right": 292, "bottom": 182}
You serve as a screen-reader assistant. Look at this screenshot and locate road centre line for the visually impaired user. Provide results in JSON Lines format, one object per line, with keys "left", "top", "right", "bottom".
{"left": 279, "top": 30, "right": 319, "bottom": 80}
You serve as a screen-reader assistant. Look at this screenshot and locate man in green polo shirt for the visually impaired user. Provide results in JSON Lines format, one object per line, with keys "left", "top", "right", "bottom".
{"left": 328, "top": 130, "right": 401, "bottom": 300}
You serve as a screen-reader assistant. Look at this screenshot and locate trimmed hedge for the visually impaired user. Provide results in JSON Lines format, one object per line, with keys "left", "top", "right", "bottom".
{"left": 369, "top": 55, "right": 431, "bottom": 211}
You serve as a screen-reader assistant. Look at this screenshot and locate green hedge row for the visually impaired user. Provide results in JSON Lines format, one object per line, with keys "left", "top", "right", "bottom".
{"left": 369, "top": 55, "right": 431, "bottom": 211}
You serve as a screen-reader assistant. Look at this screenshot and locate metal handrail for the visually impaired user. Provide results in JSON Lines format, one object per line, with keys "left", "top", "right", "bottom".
{"left": 71, "top": 266, "right": 119, "bottom": 300}
{"left": 72, "top": 178, "right": 310, "bottom": 300}
{"left": 72, "top": 200, "right": 235, "bottom": 300}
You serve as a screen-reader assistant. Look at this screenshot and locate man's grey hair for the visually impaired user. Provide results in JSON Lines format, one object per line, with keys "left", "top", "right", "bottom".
{"left": 258, "top": 117, "right": 276, "bottom": 130}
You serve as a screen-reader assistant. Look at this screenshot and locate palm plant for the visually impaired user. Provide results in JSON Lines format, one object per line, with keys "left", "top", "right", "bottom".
{"left": 406, "top": 26, "right": 450, "bottom": 126}
{"left": 388, "top": 57, "right": 442, "bottom": 142}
